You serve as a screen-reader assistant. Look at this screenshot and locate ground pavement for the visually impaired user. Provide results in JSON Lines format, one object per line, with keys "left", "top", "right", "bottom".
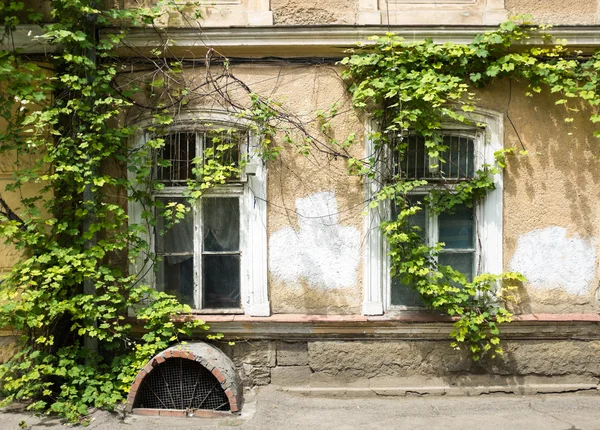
{"left": 2, "top": 385, "right": 600, "bottom": 429}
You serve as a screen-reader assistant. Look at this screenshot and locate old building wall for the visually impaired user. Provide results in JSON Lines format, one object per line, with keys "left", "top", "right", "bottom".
{"left": 0, "top": 153, "right": 44, "bottom": 364}
{"left": 55, "top": 60, "right": 600, "bottom": 316}
{"left": 507, "top": 0, "right": 600, "bottom": 25}
{"left": 216, "top": 336, "right": 600, "bottom": 392}
{"left": 473, "top": 80, "right": 600, "bottom": 314}
{"left": 227, "top": 66, "right": 600, "bottom": 315}
{"left": 162, "top": 63, "right": 600, "bottom": 315}
{"left": 154, "top": 0, "right": 600, "bottom": 28}
{"left": 123, "top": 63, "right": 367, "bottom": 314}
{"left": 17, "top": 0, "right": 600, "bottom": 27}
{"left": 0, "top": 153, "right": 46, "bottom": 276}
{"left": 272, "top": 0, "right": 360, "bottom": 25}
{"left": 1, "top": 64, "right": 598, "bottom": 319}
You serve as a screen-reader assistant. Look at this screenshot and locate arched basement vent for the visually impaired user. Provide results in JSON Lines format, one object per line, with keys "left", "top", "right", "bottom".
{"left": 133, "top": 358, "right": 230, "bottom": 411}
{"left": 126, "top": 343, "right": 243, "bottom": 417}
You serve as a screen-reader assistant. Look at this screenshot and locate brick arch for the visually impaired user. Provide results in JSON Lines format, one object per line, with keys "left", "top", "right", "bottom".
{"left": 126, "top": 342, "right": 243, "bottom": 416}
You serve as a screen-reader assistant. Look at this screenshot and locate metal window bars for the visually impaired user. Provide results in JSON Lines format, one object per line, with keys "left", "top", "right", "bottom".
{"left": 155, "top": 130, "right": 243, "bottom": 186}
{"left": 394, "top": 132, "right": 475, "bottom": 180}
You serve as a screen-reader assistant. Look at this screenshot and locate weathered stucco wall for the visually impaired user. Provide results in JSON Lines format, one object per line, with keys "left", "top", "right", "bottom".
{"left": 507, "top": 0, "right": 600, "bottom": 25}
{"left": 0, "top": 155, "right": 44, "bottom": 277}
{"left": 123, "top": 0, "right": 273, "bottom": 27}
{"left": 9, "top": 65, "right": 600, "bottom": 316}
{"left": 473, "top": 80, "right": 600, "bottom": 313}
{"left": 272, "top": 0, "right": 360, "bottom": 25}
{"left": 18, "top": 0, "right": 600, "bottom": 27}
{"left": 230, "top": 65, "right": 365, "bottom": 314}
{"left": 0, "top": 153, "right": 43, "bottom": 364}
{"left": 247, "top": 70, "right": 600, "bottom": 315}
{"left": 124, "top": 64, "right": 366, "bottom": 314}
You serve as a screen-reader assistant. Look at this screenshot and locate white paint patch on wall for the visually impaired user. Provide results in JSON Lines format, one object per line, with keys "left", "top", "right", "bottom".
{"left": 269, "top": 191, "right": 360, "bottom": 289}
{"left": 509, "top": 227, "right": 597, "bottom": 296}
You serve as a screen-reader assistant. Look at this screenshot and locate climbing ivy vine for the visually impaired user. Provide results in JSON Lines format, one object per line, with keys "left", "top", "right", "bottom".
{"left": 340, "top": 18, "right": 600, "bottom": 360}
{"left": 0, "top": 0, "right": 225, "bottom": 423}
{"left": 1, "top": 0, "right": 600, "bottom": 422}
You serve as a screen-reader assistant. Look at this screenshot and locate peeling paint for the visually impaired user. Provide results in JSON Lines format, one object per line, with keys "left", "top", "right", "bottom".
{"left": 510, "top": 227, "right": 597, "bottom": 296}
{"left": 269, "top": 192, "right": 360, "bottom": 289}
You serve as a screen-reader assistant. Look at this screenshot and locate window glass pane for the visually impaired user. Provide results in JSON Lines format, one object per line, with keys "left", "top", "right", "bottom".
{"left": 156, "top": 197, "right": 193, "bottom": 254}
{"left": 408, "top": 202, "right": 427, "bottom": 241}
{"left": 460, "top": 136, "right": 474, "bottom": 177}
{"left": 202, "top": 198, "right": 240, "bottom": 252}
{"left": 202, "top": 255, "right": 241, "bottom": 308}
{"left": 157, "top": 257, "right": 194, "bottom": 307}
{"left": 391, "top": 277, "right": 424, "bottom": 307}
{"left": 392, "top": 196, "right": 427, "bottom": 240}
{"left": 156, "top": 132, "right": 196, "bottom": 186}
{"left": 391, "top": 196, "right": 427, "bottom": 307}
{"left": 438, "top": 204, "right": 474, "bottom": 249}
{"left": 438, "top": 252, "right": 474, "bottom": 282}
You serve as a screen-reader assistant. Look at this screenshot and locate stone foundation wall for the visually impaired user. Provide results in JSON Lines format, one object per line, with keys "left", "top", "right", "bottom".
{"left": 215, "top": 339, "right": 600, "bottom": 394}
{"left": 0, "top": 336, "right": 17, "bottom": 365}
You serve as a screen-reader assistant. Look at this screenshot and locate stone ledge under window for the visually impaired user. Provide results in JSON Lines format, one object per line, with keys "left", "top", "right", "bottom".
{"left": 193, "top": 312, "right": 600, "bottom": 323}
{"left": 180, "top": 313, "right": 600, "bottom": 341}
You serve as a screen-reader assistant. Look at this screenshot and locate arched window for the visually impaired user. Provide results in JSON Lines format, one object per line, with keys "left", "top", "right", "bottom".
{"left": 129, "top": 112, "right": 270, "bottom": 316}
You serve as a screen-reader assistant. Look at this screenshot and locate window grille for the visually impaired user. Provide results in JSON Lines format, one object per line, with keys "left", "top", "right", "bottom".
{"left": 155, "top": 130, "right": 244, "bottom": 186}
{"left": 395, "top": 133, "right": 475, "bottom": 180}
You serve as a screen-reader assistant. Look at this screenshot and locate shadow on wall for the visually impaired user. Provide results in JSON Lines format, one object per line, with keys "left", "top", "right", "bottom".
{"left": 500, "top": 83, "right": 600, "bottom": 313}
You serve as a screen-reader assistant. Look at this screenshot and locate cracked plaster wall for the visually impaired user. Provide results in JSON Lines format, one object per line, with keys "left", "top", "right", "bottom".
{"left": 269, "top": 191, "right": 361, "bottom": 291}
{"left": 510, "top": 227, "right": 597, "bottom": 296}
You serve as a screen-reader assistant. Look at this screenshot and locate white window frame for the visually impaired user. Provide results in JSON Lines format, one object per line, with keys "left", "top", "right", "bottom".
{"left": 128, "top": 110, "right": 270, "bottom": 316}
{"left": 362, "top": 109, "right": 503, "bottom": 315}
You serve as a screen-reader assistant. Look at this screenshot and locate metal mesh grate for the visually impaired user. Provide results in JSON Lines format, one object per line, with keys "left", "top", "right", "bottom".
{"left": 134, "top": 358, "right": 230, "bottom": 411}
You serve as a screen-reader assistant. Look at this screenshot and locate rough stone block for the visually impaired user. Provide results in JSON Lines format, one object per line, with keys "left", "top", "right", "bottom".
{"left": 221, "top": 341, "right": 276, "bottom": 368}
{"left": 309, "top": 372, "right": 346, "bottom": 388}
{"left": 241, "top": 363, "right": 271, "bottom": 386}
{"left": 481, "top": 341, "right": 600, "bottom": 376}
{"left": 271, "top": 366, "right": 312, "bottom": 387}
{"left": 307, "top": 340, "right": 470, "bottom": 378}
{"left": 277, "top": 341, "right": 308, "bottom": 366}
{"left": 0, "top": 336, "right": 17, "bottom": 364}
